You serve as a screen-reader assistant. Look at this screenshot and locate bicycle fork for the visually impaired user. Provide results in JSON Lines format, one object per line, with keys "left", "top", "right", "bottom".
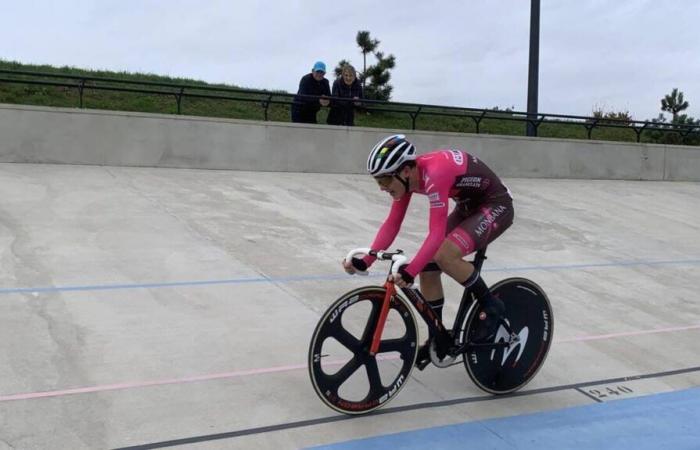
{"left": 368, "top": 281, "right": 396, "bottom": 356}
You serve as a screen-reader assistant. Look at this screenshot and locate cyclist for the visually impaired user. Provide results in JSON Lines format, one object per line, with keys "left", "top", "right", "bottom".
{"left": 343, "top": 134, "right": 514, "bottom": 368}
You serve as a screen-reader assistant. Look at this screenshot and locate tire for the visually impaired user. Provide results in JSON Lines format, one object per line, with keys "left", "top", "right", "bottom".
{"left": 308, "top": 286, "right": 418, "bottom": 414}
{"left": 463, "top": 278, "right": 553, "bottom": 394}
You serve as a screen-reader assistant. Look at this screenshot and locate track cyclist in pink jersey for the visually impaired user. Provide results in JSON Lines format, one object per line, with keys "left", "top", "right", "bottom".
{"left": 343, "top": 134, "right": 515, "bottom": 368}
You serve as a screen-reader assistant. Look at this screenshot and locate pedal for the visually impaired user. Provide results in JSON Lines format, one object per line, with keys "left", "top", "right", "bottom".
{"left": 429, "top": 340, "right": 457, "bottom": 368}
{"left": 414, "top": 343, "right": 431, "bottom": 371}
{"left": 415, "top": 357, "right": 431, "bottom": 371}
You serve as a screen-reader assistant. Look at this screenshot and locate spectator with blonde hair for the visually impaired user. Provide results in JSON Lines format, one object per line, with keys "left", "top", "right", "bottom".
{"left": 327, "top": 64, "right": 363, "bottom": 126}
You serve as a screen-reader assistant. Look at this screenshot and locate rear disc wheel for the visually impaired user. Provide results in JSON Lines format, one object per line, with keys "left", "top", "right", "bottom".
{"left": 463, "top": 278, "right": 553, "bottom": 394}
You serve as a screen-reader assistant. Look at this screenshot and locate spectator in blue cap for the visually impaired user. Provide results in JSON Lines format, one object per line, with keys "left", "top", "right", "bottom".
{"left": 291, "top": 61, "right": 331, "bottom": 124}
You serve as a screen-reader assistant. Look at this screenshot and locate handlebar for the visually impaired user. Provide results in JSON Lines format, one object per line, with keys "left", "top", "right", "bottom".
{"left": 344, "top": 248, "right": 408, "bottom": 276}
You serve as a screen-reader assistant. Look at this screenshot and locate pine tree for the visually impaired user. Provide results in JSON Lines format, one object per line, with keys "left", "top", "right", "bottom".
{"left": 356, "top": 31, "right": 379, "bottom": 89}
{"left": 354, "top": 31, "right": 396, "bottom": 101}
{"left": 336, "top": 31, "right": 397, "bottom": 102}
{"left": 363, "top": 51, "right": 396, "bottom": 101}
{"left": 661, "top": 88, "right": 689, "bottom": 122}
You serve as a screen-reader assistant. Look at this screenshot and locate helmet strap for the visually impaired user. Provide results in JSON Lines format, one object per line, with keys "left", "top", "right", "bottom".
{"left": 394, "top": 173, "right": 410, "bottom": 194}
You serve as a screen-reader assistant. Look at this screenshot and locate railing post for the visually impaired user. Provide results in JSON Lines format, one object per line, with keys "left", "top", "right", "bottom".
{"left": 262, "top": 94, "right": 272, "bottom": 121}
{"left": 409, "top": 106, "right": 422, "bottom": 130}
{"left": 78, "top": 79, "right": 85, "bottom": 108}
{"left": 175, "top": 87, "right": 184, "bottom": 114}
{"left": 633, "top": 123, "right": 648, "bottom": 143}
{"left": 526, "top": 119, "right": 538, "bottom": 137}
{"left": 472, "top": 111, "right": 486, "bottom": 134}
{"left": 524, "top": 114, "right": 544, "bottom": 137}
{"left": 584, "top": 119, "right": 599, "bottom": 139}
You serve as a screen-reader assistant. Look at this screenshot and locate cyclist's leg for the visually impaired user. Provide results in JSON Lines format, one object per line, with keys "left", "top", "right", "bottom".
{"left": 438, "top": 196, "right": 514, "bottom": 341}
{"left": 414, "top": 207, "right": 466, "bottom": 367}
{"left": 433, "top": 241, "right": 475, "bottom": 282}
{"left": 415, "top": 264, "right": 445, "bottom": 366}
{"left": 418, "top": 264, "right": 445, "bottom": 347}
{"left": 440, "top": 195, "right": 514, "bottom": 282}
{"left": 419, "top": 202, "right": 468, "bottom": 313}
{"left": 419, "top": 263, "right": 444, "bottom": 317}
{"left": 433, "top": 200, "right": 476, "bottom": 283}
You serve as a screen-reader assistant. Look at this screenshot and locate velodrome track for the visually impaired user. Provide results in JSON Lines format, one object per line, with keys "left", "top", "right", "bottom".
{"left": 1, "top": 163, "right": 699, "bottom": 449}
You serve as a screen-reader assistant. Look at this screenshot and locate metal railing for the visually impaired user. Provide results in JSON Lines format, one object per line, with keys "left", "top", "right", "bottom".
{"left": 1, "top": 68, "right": 699, "bottom": 144}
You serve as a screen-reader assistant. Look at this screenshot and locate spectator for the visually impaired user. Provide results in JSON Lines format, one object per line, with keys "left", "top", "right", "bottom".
{"left": 327, "top": 64, "right": 363, "bottom": 126}
{"left": 291, "top": 61, "right": 331, "bottom": 124}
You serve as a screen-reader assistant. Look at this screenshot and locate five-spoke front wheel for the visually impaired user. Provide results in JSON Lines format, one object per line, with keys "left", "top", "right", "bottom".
{"left": 308, "top": 286, "right": 418, "bottom": 414}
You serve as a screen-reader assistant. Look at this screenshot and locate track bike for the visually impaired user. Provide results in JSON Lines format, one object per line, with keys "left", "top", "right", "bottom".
{"left": 308, "top": 247, "right": 553, "bottom": 415}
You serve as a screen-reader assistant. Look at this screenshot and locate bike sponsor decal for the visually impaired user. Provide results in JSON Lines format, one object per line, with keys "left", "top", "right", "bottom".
{"left": 430, "top": 201, "right": 446, "bottom": 209}
{"left": 428, "top": 192, "right": 440, "bottom": 201}
{"left": 378, "top": 374, "right": 405, "bottom": 404}
{"left": 334, "top": 396, "right": 379, "bottom": 411}
{"left": 490, "top": 321, "right": 529, "bottom": 366}
{"left": 416, "top": 298, "right": 440, "bottom": 329}
{"left": 328, "top": 374, "right": 405, "bottom": 410}
{"left": 542, "top": 309, "right": 550, "bottom": 342}
{"left": 474, "top": 205, "right": 508, "bottom": 237}
{"left": 329, "top": 294, "right": 361, "bottom": 323}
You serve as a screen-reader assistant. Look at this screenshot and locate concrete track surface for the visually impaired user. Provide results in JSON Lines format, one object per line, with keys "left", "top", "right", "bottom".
{"left": 0, "top": 163, "right": 698, "bottom": 449}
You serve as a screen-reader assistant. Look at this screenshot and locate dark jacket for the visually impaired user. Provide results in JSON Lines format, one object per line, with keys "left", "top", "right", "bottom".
{"left": 327, "top": 78, "right": 363, "bottom": 126}
{"left": 291, "top": 73, "right": 331, "bottom": 124}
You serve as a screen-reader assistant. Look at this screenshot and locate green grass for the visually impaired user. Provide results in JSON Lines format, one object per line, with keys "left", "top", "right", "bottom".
{"left": 1, "top": 59, "right": 697, "bottom": 146}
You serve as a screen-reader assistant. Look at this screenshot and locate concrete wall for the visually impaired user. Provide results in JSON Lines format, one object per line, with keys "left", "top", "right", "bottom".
{"left": 1, "top": 103, "right": 699, "bottom": 180}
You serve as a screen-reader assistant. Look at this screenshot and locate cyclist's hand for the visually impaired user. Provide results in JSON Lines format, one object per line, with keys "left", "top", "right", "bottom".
{"left": 390, "top": 266, "right": 414, "bottom": 287}
{"left": 343, "top": 257, "right": 367, "bottom": 275}
{"left": 342, "top": 259, "right": 356, "bottom": 274}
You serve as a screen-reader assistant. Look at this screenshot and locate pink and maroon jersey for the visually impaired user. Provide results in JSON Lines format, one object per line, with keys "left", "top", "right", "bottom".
{"left": 366, "top": 150, "right": 511, "bottom": 277}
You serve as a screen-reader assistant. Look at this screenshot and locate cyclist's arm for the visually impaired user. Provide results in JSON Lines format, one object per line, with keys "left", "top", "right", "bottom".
{"left": 404, "top": 186, "right": 450, "bottom": 278}
{"left": 362, "top": 193, "right": 412, "bottom": 267}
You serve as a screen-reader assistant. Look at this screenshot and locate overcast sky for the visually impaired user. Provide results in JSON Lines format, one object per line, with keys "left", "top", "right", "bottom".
{"left": 3, "top": 0, "right": 699, "bottom": 120}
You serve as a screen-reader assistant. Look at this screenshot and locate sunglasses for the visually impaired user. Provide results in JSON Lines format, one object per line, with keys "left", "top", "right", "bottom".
{"left": 374, "top": 175, "right": 394, "bottom": 188}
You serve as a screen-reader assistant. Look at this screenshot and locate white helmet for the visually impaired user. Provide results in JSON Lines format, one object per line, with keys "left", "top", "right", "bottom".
{"left": 367, "top": 134, "right": 416, "bottom": 176}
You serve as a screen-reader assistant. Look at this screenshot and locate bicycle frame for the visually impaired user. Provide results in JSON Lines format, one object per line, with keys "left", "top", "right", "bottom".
{"left": 348, "top": 248, "right": 496, "bottom": 357}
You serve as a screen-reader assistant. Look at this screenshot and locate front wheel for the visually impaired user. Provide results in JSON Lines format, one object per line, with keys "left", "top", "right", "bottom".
{"left": 308, "top": 286, "right": 418, "bottom": 415}
{"left": 463, "top": 278, "right": 553, "bottom": 394}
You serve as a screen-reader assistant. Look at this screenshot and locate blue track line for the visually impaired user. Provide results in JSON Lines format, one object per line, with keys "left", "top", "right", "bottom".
{"left": 1, "top": 257, "right": 699, "bottom": 295}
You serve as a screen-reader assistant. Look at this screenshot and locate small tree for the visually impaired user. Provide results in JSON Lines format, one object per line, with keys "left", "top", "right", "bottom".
{"left": 336, "top": 31, "right": 397, "bottom": 101}
{"left": 356, "top": 31, "right": 379, "bottom": 89}
{"left": 648, "top": 89, "right": 700, "bottom": 145}
{"left": 363, "top": 51, "right": 396, "bottom": 101}
{"left": 591, "top": 108, "right": 633, "bottom": 125}
{"left": 661, "top": 88, "right": 689, "bottom": 121}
